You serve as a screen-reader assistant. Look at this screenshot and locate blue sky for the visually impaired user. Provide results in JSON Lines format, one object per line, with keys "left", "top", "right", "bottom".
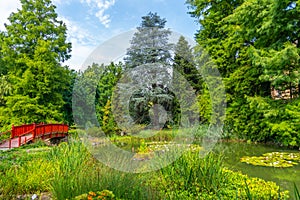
{"left": 0, "top": 0, "right": 199, "bottom": 70}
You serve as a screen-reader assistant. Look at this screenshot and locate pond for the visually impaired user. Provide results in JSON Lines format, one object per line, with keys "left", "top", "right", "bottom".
{"left": 212, "top": 141, "right": 300, "bottom": 195}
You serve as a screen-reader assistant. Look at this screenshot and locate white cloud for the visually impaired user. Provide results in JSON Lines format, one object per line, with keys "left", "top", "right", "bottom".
{"left": 0, "top": 0, "right": 21, "bottom": 31}
{"left": 0, "top": 0, "right": 115, "bottom": 70}
{"left": 52, "top": 0, "right": 73, "bottom": 5}
{"left": 59, "top": 17, "right": 98, "bottom": 70}
{"left": 80, "top": 0, "right": 116, "bottom": 28}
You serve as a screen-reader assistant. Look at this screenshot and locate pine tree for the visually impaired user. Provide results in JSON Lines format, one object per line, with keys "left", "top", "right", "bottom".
{"left": 173, "top": 36, "right": 202, "bottom": 93}
{"left": 122, "top": 13, "right": 176, "bottom": 129}
{"left": 124, "top": 12, "right": 173, "bottom": 68}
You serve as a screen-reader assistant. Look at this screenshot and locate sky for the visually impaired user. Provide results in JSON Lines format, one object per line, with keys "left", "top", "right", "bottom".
{"left": 0, "top": 0, "right": 199, "bottom": 71}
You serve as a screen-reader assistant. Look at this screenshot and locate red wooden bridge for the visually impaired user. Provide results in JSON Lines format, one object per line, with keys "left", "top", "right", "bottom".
{"left": 0, "top": 123, "right": 68, "bottom": 149}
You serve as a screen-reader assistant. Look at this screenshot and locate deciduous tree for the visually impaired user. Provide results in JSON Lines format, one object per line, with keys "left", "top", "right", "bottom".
{"left": 1, "top": 0, "right": 72, "bottom": 125}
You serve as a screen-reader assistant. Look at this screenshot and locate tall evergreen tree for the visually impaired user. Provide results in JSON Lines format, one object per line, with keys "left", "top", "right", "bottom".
{"left": 124, "top": 12, "right": 173, "bottom": 68}
{"left": 173, "top": 36, "right": 202, "bottom": 93}
{"left": 187, "top": 0, "right": 244, "bottom": 78}
{"left": 123, "top": 13, "right": 178, "bottom": 129}
{"left": 0, "top": 0, "right": 72, "bottom": 125}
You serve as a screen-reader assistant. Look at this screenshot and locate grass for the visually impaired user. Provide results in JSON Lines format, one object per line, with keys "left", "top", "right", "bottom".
{"left": 154, "top": 151, "right": 227, "bottom": 199}
{"left": 49, "top": 139, "right": 156, "bottom": 200}
{"left": 0, "top": 143, "right": 53, "bottom": 198}
{"left": 149, "top": 150, "right": 289, "bottom": 199}
{"left": 295, "top": 183, "right": 300, "bottom": 200}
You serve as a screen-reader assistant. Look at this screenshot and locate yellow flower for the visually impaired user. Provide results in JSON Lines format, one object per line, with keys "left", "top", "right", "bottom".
{"left": 89, "top": 191, "right": 97, "bottom": 197}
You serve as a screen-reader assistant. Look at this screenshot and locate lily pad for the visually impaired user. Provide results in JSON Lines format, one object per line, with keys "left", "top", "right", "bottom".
{"left": 241, "top": 152, "right": 300, "bottom": 168}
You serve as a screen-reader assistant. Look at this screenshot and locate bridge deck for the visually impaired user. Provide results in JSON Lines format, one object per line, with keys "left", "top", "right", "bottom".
{"left": 0, "top": 134, "right": 33, "bottom": 148}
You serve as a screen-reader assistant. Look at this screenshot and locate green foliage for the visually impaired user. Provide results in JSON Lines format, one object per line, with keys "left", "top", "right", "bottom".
{"left": 0, "top": 147, "right": 52, "bottom": 197}
{"left": 122, "top": 13, "right": 178, "bottom": 129}
{"left": 0, "top": 130, "right": 11, "bottom": 142}
{"left": 295, "top": 183, "right": 300, "bottom": 200}
{"left": 188, "top": 0, "right": 300, "bottom": 147}
{"left": 0, "top": 0, "right": 72, "bottom": 126}
{"left": 73, "top": 63, "right": 103, "bottom": 128}
{"left": 154, "top": 152, "right": 228, "bottom": 198}
{"left": 196, "top": 84, "right": 212, "bottom": 123}
{"left": 96, "top": 63, "right": 122, "bottom": 135}
{"left": 0, "top": 137, "right": 291, "bottom": 200}
{"left": 49, "top": 140, "right": 94, "bottom": 199}
{"left": 62, "top": 69, "right": 78, "bottom": 125}
{"left": 0, "top": 75, "right": 12, "bottom": 106}
{"left": 0, "top": 158, "right": 53, "bottom": 196}
{"left": 73, "top": 62, "right": 122, "bottom": 132}
{"left": 128, "top": 83, "right": 178, "bottom": 128}
{"left": 173, "top": 36, "right": 202, "bottom": 93}
{"left": 151, "top": 151, "right": 289, "bottom": 199}
{"left": 49, "top": 139, "right": 155, "bottom": 200}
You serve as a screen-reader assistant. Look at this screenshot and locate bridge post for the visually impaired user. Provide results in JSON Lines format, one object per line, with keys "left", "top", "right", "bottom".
{"left": 9, "top": 139, "right": 11, "bottom": 149}
{"left": 50, "top": 124, "right": 52, "bottom": 139}
{"left": 22, "top": 124, "right": 25, "bottom": 136}
{"left": 18, "top": 136, "right": 21, "bottom": 147}
{"left": 11, "top": 124, "right": 14, "bottom": 139}
{"left": 33, "top": 123, "right": 36, "bottom": 141}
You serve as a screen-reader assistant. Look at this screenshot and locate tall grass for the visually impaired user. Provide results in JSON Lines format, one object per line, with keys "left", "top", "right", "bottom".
{"left": 155, "top": 151, "right": 227, "bottom": 199}
{"left": 49, "top": 139, "right": 157, "bottom": 200}
{"left": 151, "top": 150, "right": 289, "bottom": 200}
{"left": 0, "top": 154, "right": 53, "bottom": 198}
{"left": 295, "top": 183, "right": 300, "bottom": 200}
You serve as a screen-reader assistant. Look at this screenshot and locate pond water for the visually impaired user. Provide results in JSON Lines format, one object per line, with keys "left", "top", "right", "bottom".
{"left": 212, "top": 141, "right": 300, "bottom": 195}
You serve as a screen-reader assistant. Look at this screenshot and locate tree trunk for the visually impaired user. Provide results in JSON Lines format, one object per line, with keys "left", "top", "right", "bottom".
{"left": 153, "top": 104, "right": 160, "bottom": 129}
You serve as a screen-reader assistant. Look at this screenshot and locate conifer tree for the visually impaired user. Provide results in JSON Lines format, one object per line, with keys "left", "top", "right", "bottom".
{"left": 0, "top": 0, "right": 72, "bottom": 125}
{"left": 173, "top": 36, "right": 202, "bottom": 93}
{"left": 124, "top": 12, "right": 173, "bottom": 68}
{"left": 123, "top": 13, "right": 179, "bottom": 129}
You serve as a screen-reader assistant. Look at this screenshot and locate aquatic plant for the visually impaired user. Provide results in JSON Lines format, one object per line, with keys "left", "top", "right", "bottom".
{"left": 241, "top": 152, "right": 300, "bottom": 168}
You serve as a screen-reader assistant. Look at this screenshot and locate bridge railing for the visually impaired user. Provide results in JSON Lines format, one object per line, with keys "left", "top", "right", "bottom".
{"left": 35, "top": 124, "right": 69, "bottom": 138}
{"left": 12, "top": 124, "right": 35, "bottom": 138}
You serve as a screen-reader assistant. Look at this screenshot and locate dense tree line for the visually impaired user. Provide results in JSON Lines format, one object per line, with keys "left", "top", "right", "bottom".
{"left": 187, "top": 0, "right": 300, "bottom": 147}
{"left": 0, "top": 0, "right": 299, "bottom": 147}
